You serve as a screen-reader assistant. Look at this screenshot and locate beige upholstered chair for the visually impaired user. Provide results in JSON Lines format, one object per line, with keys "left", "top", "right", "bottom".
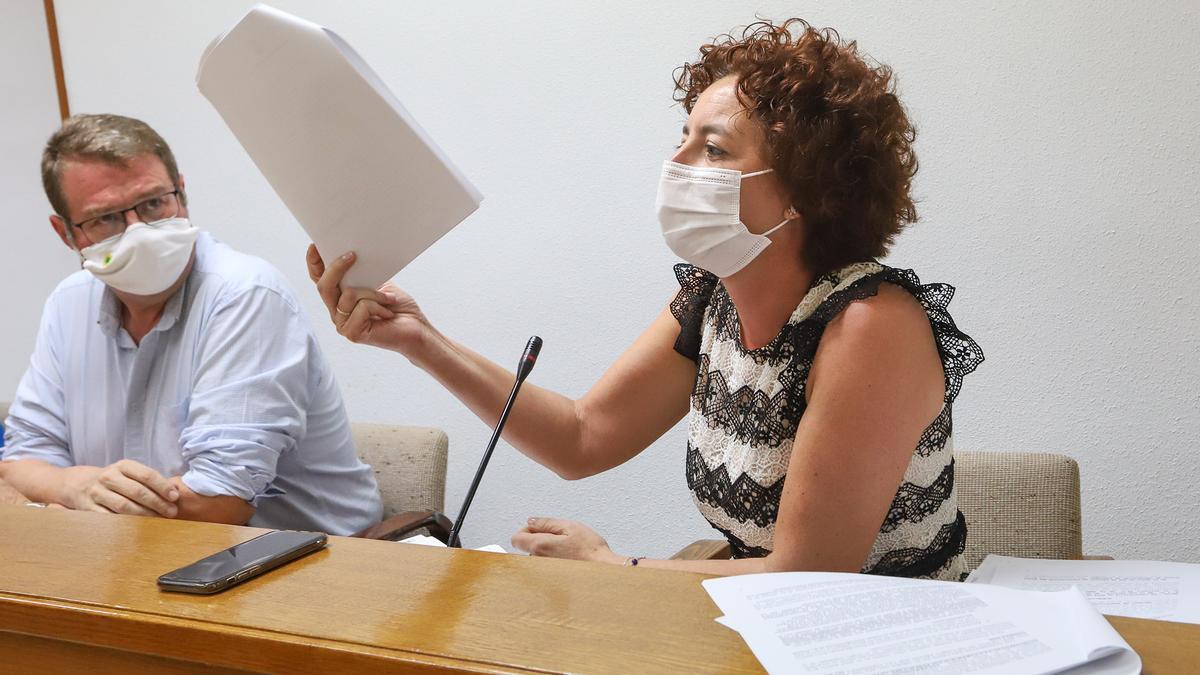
{"left": 351, "top": 422, "right": 448, "bottom": 518}
{"left": 349, "top": 422, "right": 454, "bottom": 541}
{"left": 673, "top": 451, "right": 1088, "bottom": 571}
{"left": 955, "top": 451, "right": 1083, "bottom": 569}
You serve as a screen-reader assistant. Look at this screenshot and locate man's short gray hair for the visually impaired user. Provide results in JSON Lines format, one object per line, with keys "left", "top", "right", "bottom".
{"left": 42, "top": 113, "right": 183, "bottom": 220}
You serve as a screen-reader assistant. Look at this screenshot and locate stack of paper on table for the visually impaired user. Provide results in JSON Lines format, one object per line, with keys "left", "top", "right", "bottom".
{"left": 967, "top": 555, "right": 1200, "bottom": 624}
{"left": 399, "top": 534, "right": 507, "bottom": 554}
{"left": 704, "top": 572, "right": 1140, "bottom": 674}
{"left": 197, "top": 4, "right": 482, "bottom": 289}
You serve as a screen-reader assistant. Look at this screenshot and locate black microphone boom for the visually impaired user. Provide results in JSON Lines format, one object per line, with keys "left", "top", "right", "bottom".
{"left": 447, "top": 336, "right": 543, "bottom": 548}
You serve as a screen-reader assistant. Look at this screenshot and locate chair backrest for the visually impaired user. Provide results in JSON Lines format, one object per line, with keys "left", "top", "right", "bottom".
{"left": 351, "top": 422, "right": 448, "bottom": 519}
{"left": 955, "top": 451, "right": 1083, "bottom": 570}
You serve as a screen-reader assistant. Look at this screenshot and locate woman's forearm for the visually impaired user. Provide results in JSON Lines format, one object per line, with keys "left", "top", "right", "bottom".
{"left": 617, "top": 553, "right": 860, "bottom": 576}
{"left": 624, "top": 555, "right": 770, "bottom": 576}
{"left": 402, "top": 306, "right": 694, "bottom": 480}
{"left": 406, "top": 328, "right": 595, "bottom": 479}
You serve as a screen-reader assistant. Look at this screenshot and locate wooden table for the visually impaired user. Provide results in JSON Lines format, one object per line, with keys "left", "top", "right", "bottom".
{"left": 1, "top": 506, "right": 1197, "bottom": 673}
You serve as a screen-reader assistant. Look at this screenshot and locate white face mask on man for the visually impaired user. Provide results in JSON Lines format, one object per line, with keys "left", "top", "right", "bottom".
{"left": 655, "top": 160, "right": 792, "bottom": 278}
{"left": 79, "top": 217, "right": 199, "bottom": 296}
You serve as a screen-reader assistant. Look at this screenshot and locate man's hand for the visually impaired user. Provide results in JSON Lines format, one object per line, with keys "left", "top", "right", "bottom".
{"left": 0, "top": 477, "right": 30, "bottom": 505}
{"left": 60, "top": 459, "right": 179, "bottom": 517}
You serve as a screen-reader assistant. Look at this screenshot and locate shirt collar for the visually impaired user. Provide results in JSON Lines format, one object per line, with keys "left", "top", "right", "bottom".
{"left": 97, "top": 283, "right": 121, "bottom": 338}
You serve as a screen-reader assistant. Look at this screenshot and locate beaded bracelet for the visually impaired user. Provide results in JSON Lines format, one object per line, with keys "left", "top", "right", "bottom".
{"left": 624, "top": 556, "right": 646, "bottom": 566}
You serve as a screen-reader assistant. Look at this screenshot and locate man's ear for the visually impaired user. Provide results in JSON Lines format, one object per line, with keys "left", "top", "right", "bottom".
{"left": 177, "top": 173, "right": 187, "bottom": 206}
{"left": 50, "top": 215, "right": 81, "bottom": 252}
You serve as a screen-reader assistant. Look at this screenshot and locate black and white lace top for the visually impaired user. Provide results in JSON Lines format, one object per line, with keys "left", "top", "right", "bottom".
{"left": 671, "top": 262, "right": 984, "bottom": 580}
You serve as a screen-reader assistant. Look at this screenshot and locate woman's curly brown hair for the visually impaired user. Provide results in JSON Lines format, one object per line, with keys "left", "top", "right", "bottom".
{"left": 675, "top": 19, "right": 918, "bottom": 275}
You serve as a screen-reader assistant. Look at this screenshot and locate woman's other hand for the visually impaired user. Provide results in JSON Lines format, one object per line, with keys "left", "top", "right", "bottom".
{"left": 511, "top": 517, "right": 625, "bottom": 564}
{"left": 306, "top": 244, "right": 432, "bottom": 356}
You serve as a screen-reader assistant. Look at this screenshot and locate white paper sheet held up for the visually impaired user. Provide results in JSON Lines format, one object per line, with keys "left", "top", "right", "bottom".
{"left": 967, "top": 555, "right": 1200, "bottom": 624}
{"left": 197, "top": 4, "right": 482, "bottom": 289}
{"left": 704, "top": 572, "right": 1140, "bottom": 675}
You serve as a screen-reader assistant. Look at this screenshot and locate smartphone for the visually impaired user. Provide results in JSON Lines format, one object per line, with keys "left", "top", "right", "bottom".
{"left": 157, "top": 530, "right": 327, "bottom": 594}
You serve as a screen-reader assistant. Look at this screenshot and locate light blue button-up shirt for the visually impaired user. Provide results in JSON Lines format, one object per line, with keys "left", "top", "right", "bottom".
{"left": 3, "top": 232, "right": 382, "bottom": 534}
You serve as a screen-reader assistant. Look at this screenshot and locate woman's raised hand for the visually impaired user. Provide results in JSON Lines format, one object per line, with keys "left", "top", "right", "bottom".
{"left": 306, "top": 244, "right": 432, "bottom": 356}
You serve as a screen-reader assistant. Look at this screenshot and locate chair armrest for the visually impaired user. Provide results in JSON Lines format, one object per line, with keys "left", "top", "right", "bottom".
{"left": 671, "top": 539, "right": 731, "bottom": 561}
{"left": 352, "top": 510, "right": 453, "bottom": 543}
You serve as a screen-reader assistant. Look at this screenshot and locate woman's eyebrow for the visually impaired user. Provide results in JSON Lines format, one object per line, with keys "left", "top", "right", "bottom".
{"left": 680, "top": 122, "right": 728, "bottom": 137}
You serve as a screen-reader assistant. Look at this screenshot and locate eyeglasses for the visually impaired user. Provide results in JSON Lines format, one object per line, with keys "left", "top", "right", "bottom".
{"left": 70, "top": 189, "right": 182, "bottom": 242}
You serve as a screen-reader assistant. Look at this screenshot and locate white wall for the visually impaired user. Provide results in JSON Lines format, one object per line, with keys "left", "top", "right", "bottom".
{"left": 6, "top": 0, "right": 1197, "bottom": 560}
{"left": 0, "top": 1, "right": 74, "bottom": 391}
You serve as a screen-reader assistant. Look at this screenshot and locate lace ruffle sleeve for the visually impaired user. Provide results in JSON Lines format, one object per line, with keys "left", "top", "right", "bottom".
{"left": 805, "top": 267, "right": 985, "bottom": 404}
{"left": 669, "top": 264, "right": 720, "bottom": 364}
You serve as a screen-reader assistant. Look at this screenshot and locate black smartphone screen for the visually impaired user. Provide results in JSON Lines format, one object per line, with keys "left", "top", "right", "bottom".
{"left": 158, "top": 530, "right": 326, "bottom": 593}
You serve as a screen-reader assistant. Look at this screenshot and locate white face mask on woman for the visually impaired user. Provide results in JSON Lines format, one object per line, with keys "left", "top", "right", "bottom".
{"left": 80, "top": 217, "right": 199, "bottom": 296}
{"left": 655, "top": 160, "right": 791, "bottom": 278}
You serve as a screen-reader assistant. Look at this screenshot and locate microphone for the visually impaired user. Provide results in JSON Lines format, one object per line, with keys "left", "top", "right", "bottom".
{"left": 447, "top": 336, "right": 543, "bottom": 548}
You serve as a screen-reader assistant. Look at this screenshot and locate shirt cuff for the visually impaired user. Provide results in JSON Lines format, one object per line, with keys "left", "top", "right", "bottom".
{"left": 181, "top": 457, "right": 285, "bottom": 505}
{"left": 1, "top": 444, "right": 73, "bottom": 468}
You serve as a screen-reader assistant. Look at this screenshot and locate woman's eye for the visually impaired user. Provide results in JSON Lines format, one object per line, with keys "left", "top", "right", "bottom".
{"left": 705, "top": 144, "right": 725, "bottom": 158}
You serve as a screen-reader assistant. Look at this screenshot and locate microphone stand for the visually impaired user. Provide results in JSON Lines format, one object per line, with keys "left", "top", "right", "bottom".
{"left": 447, "top": 336, "right": 542, "bottom": 548}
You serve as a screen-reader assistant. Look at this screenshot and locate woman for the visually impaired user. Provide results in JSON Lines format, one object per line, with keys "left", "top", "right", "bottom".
{"left": 308, "top": 19, "right": 983, "bottom": 580}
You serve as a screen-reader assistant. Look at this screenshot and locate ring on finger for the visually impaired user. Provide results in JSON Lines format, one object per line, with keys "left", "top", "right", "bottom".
{"left": 335, "top": 307, "right": 352, "bottom": 317}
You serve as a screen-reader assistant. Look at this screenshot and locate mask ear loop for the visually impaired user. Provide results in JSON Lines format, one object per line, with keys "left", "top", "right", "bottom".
{"left": 760, "top": 207, "right": 800, "bottom": 238}
{"left": 62, "top": 220, "right": 86, "bottom": 268}
{"left": 761, "top": 217, "right": 791, "bottom": 238}
{"left": 741, "top": 168, "right": 774, "bottom": 179}
{"left": 740, "top": 169, "right": 792, "bottom": 237}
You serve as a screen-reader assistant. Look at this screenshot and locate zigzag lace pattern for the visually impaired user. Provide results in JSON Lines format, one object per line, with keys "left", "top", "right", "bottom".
{"left": 915, "top": 405, "right": 952, "bottom": 458}
{"left": 686, "top": 441, "right": 782, "bottom": 529}
{"left": 866, "top": 512, "right": 968, "bottom": 579}
{"left": 711, "top": 522, "right": 771, "bottom": 559}
{"left": 692, "top": 355, "right": 806, "bottom": 448}
{"left": 880, "top": 460, "right": 957, "bottom": 533}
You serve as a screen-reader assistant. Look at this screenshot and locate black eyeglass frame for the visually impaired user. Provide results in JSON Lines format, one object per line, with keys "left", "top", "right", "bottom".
{"left": 66, "top": 188, "right": 183, "bottom": 242}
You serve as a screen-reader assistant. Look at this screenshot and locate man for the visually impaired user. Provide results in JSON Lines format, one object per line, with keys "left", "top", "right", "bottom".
{"left": 0, "top": 114, "right": 382, "bottom": 534}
